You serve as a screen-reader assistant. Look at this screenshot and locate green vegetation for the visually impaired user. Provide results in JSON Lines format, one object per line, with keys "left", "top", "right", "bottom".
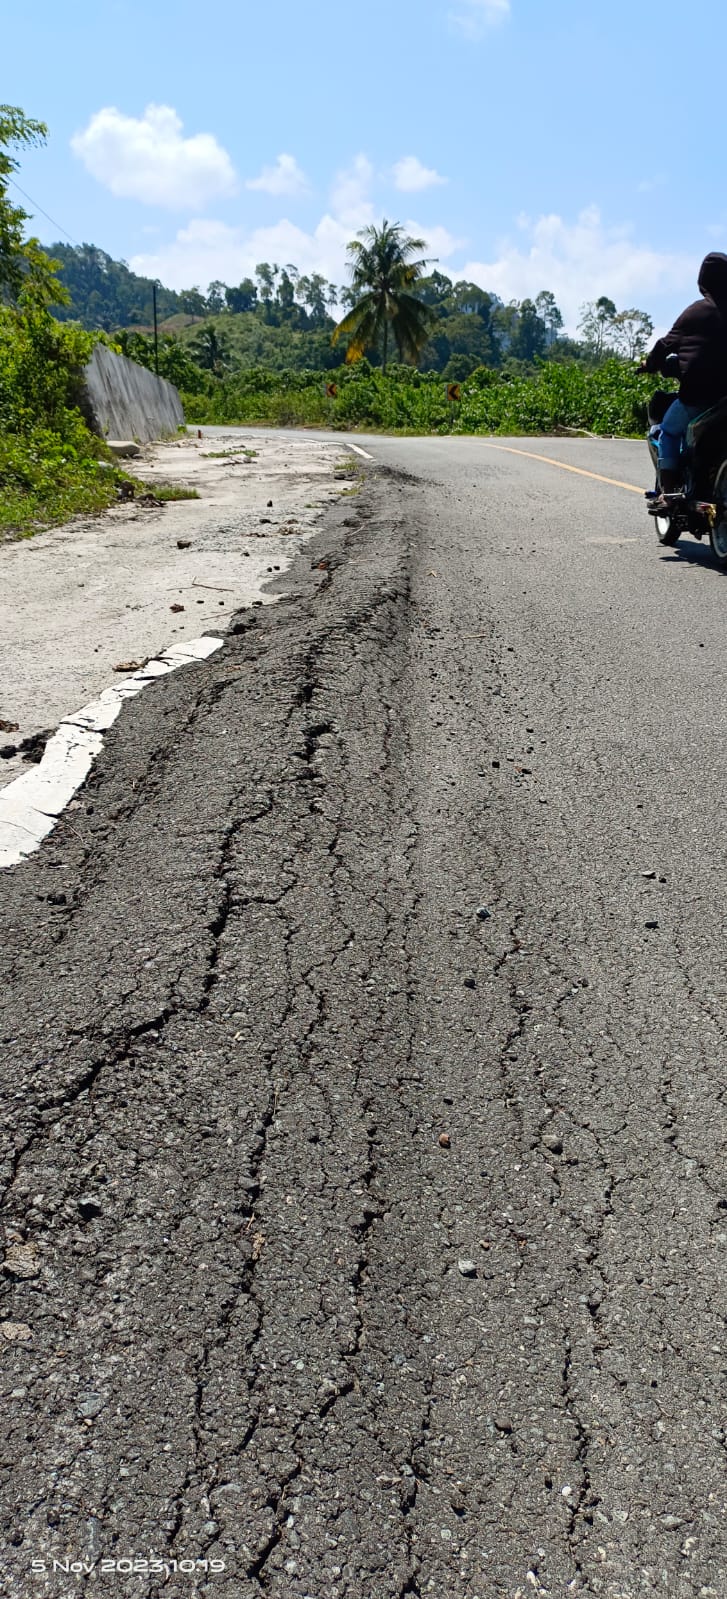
{"left": 157, "top": 482, "right": 198, "bottom": 500}
{"left": 180, "top": 356, "right": 662, "bottom": 439}
{"left": 50, "top": 242, "right": 185, "bottom": 330}
{"left": 0, "top": 311, "right": 120, "bottom": 538}
{"left": 1, "top": 101, "right": 664, "bottom": 513}
{"left": 0, "top": 422, "right": 115, "bottom": 539}
{"left": 50, "top": 241, "right": 655, "bottom": 381}
{"left": 0, "top": 107, "right": 123, "bottom": 538}
{"left": 52, "top": 230, "right": 659, "bottom": 440}
{"left": 138, "top": 482, "right": 200, "bottom": 502}
{"left": 0, "top": 106, "right": 60, "bottom": 306}
{"left": 332, "top": 222, "right": 435, "bottom": 371}
{"left": 202, "top": 446, "right": 258, "bottom": 459}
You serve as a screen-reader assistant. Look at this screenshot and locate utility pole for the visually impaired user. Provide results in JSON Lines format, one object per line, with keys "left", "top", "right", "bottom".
{"left": 152, "top": 281, "right": 159, "bottom": 375}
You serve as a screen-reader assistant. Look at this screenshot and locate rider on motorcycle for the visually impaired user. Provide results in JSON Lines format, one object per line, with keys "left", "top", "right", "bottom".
{"left": 639, "top": 253, "right": 727, "bottom": 509}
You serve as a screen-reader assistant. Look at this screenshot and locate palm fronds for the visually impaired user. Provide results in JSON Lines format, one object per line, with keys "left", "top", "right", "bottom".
{"left": 333, "top": 221, "right": 435, "bottom": 371}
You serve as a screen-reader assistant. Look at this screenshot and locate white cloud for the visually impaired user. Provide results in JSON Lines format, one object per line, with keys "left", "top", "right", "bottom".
{"left": 330, "top": 155, "right": 375, "bottom": 228}
{"left": 392, "top": 156, "right": 447, "bottom": 193}
{"left": 130, "top": 194, "right": 687, "bottom": 335}
{"left": 450, "top": 0, "right": 510, "bottom": 40}
{"left": 130, "top": 213, "right": 461, "bottom": 300}
{"left": 246, "top": 153, "right": 309, "bottom": 197}
{"left": 458, "top": 206, "right": 694, "bottom": 331}
{"left": 132, "top": 216, "right": 354, "bottom": 295}
{"left": 406, "top": 222, "right": 464, "bottom": 262}
{"left": 71, "top": 103, "right": 237, "bottom": 210}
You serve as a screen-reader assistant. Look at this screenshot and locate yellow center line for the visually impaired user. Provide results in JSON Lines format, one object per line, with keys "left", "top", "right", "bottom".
{"left": 481, "top": 441, "right": 644, "bottom": 495}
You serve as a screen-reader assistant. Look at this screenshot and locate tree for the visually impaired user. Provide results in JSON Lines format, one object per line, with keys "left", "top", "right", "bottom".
{"left": 178, "top": 287, "right": 207, "bottom": 316}
{"left": 332, "top": 220, "right": 434, "bottom": 372}
{"left": 447, "top": 280, "right": 496, "bottom": 321}
{"left": 535, "top": 290, "right": 563, "bottom": 347}
{"left": 0, "top": 104, "right": 63, "bottom": 307}
{"left": 611, "top": 307, "right": 654, "bottom": 361}
{"left": 114, "top": 329, "right": 208, "bottom": 393}
{"left": 417, "top": 270, "right": 455, "bottom": 307}
{"left": 189, "top": 321, "right": 230, "bottom": 374}
{"left": 255, "top": 262, "right": 279, "bottom": 321}
{"left": 491, "top": 301, "right": 520, "bottom": 355}
{"left": 510, "top": 298, "right": 547, "bottom": 363}
{"left": 84, "top": 288, "right": 112, "bottom": 330}
{"left": 277, "top": 268, "right": 297, "bottom": 320}
{"left": 225, "top": 278, "right": 257, "bottom": 314}
{"left": 206, "top": 280, "right": 227, "bottom": 315}
{"left": 296, "top": 273, "right": 335, "bottom": 328}
{"left": 442, "top": 353, "right": 478, "bottom": 382}
{"left": 578, "top": 296, "right": 617, "bottom": 362}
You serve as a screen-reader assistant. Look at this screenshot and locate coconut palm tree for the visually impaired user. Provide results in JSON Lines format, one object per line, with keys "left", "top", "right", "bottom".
{"left": 189, "top": 321, "right": 230, "bottom": 376}
{"left": 332, "top": 221, "right": 435, "bottom": 372}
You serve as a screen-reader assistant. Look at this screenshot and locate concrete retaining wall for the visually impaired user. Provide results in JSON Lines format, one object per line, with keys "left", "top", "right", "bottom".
{"left": 81, "top": 343, "right": 185, "bottom": 444}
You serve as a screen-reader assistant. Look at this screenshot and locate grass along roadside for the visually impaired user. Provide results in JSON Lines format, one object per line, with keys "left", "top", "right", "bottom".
{"left": 135, "top": 482, "right": 200, "bottom": 502}
{"left": 0, "top": 447, "right": 200, "bottom": 542}
{"left": 0, "top": 426, "right": 120, "bottom": 542}
{"left": 201, "top": 445, "right": 259, "bottom": 460}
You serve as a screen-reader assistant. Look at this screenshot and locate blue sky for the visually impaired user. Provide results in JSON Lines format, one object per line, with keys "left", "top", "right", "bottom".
{"left": 6, "top": 0, "right": 727, "bottom": 331}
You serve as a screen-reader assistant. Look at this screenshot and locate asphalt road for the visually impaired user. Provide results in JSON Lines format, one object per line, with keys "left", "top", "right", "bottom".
{"left": 1, "top": 434, "right": 726, "bottom": 1599}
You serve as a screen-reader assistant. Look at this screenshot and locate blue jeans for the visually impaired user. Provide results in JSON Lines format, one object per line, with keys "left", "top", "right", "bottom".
{"left": 657, "top": 398, "right": 703, "bottom": 471}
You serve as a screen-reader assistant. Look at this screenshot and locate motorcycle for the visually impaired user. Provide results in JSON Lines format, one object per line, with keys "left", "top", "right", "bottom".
{"left": 646, "top": 362, "right": 727, "bottom": 565}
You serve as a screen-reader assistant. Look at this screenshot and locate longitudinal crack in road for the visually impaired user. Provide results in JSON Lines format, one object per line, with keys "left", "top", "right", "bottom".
{"left": 1, "top": 455, "right": 726, "bottom": 1597}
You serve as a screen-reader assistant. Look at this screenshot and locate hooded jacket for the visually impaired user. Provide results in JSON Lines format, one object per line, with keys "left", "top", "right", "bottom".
{"left": 644, "top": 253, "right": 727, "bottom": 407}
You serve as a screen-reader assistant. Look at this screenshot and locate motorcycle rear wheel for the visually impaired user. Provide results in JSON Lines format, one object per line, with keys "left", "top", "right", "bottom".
{"left": 709, "top": 461, "right": 727, "bottom": 567}
{"left": 654, "top": 512, "right": 679, "bottom": 546}
{"left": 651, "top": 470, "right": 680, "bottom": 546}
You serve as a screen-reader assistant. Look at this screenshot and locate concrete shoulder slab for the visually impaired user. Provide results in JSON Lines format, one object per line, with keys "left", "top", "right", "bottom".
{"left": 0, "top": 795, "right": 55, "bottom": 867}
{"left": 0, "top": 635, "right": 224, "bottom": 870}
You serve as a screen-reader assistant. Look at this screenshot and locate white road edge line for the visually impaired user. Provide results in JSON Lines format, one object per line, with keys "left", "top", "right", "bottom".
{"left": 0, "top": 634, "right": 224, "bottom": 871}
{"left": 348, "top": 444, "right": 374, "bottom": 460}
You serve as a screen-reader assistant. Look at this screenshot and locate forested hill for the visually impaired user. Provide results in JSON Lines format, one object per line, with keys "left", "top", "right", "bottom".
{"left": 49, "top": 243, "right": 184, "bottom": 330}
{"left": 48, "top": 242, "right": 654, "bottom": 379}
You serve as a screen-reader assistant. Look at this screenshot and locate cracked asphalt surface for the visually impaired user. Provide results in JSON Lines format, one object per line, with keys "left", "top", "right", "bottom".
{"left": 1, "top": 435, "right": 727, "bottom": 1599}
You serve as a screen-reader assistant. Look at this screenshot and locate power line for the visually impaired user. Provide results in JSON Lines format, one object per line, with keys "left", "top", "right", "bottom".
{"left": 7, "top": 176, "right": 80, "bottom": 248}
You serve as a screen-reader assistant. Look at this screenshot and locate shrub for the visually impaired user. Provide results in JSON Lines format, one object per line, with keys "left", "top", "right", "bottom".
{"left": 0, "top": 307, "right": 119, "bottom": 536}
{"left": 182, "top": 356, "right": 661, "bottom": 439}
